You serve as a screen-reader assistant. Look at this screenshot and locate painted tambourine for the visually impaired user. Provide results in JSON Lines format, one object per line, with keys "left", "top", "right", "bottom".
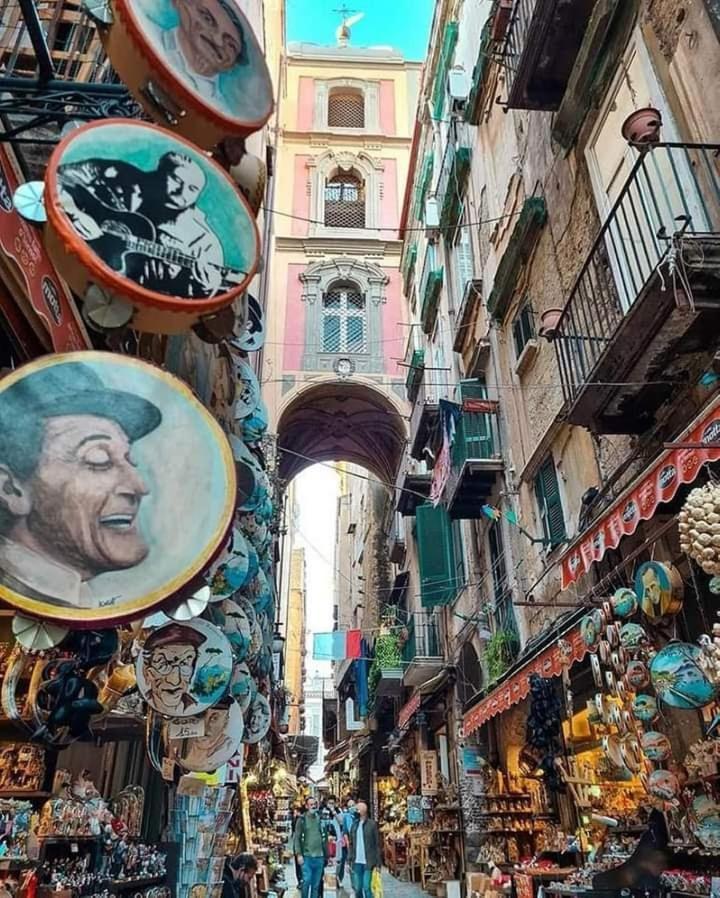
{"left": 233, "top": 358, "right": 261, "bottom": 420}
{"left": 243, "top": 692, "right": 271, "bottom": 744}
{"left": 99, "top": 0, "right": 274, "bottom": 148}
{"left": 44, "top": 120, "right": 260, "bottom": 334}
{"left": 0, "top": 352, "right": 235, "bottom": 626}
{"left": 136, "top": 619, "right": 233, "bottom": 717}
{"left": 169, "top": 698, "right": 244, "bottom": 772}
{"left": 232, "top": 294, "right": 265, "bottom": 352}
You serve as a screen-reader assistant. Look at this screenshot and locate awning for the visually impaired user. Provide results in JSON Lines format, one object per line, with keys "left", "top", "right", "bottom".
{"left": 324, "top": 739, "right": 351, "bottom": 765}
{"left": 398, "top": 693, "right": 421, "bottom": 729}
{"left": 462, "top": 621, "right": 587, "bottom": 736}
{"left": 560, "top": 396, "right": 720, "bottom": 589}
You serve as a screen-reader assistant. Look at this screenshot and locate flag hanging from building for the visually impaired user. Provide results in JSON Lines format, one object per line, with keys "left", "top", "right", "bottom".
{"left": 312, "top": 629, "right": 363, "bottom": 661}
{"left": 430, "top": 400, "right": 462, "bottom": 507}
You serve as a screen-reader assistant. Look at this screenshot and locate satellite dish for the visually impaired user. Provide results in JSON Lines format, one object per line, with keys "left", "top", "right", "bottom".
{"left": 13, "top": 181, "right": 46, "bottom": 223}
{"left": 83, "top": 284, "right": 134, "bottom": 331}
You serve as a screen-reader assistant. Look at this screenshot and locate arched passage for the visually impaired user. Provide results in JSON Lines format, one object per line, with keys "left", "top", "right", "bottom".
{"left": 276, "top": 380, "right": 407, "bottom": 483}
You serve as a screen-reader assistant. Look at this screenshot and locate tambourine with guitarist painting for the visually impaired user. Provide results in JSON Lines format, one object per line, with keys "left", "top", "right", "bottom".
{"left": 44, "top": 119, "right": 260, "bottom": 334}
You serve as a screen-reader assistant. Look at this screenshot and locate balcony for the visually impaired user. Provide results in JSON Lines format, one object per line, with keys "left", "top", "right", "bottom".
{"left": 402, "top": 612, "right": 443, "bottom": 688}
{"left": 438, "top": 126, "right": 472, "bottom": 232}
{"left": 420, "top": 243, "right": 444, "bottom": 334}
{"left": 388, "top": 513, "right": 406, "bottom": 565}
{"left": 396, "top": 453, "right": 432, "bottom": 516}
{"left": 445, "top": 402, "right": 504, "bottom": 519}
{"left": 552, "top": 142, "right": 720, "bottom": 435}
{"left": 454, "top": 278, "right": 484, "bottom": 353}
{"left": 409, "top": 373, "right": 442, "bottom": 462}
{"left": 499, "top": 0, "right": 598, "bottom": 111}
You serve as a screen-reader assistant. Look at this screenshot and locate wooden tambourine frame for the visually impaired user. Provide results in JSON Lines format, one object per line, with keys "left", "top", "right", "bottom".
{"left": 101, "top": 0, "right": 274, "bottom": 148}
{"left": 44, "top": 120, "right": 260, "bottom": 335}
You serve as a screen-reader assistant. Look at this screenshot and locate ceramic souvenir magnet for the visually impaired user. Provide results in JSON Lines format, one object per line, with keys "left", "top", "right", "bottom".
{"left": 44, "top": 121, "right": 260, "bottom": 334}
{"left": 0, "top": 352, "right": 235, "bottom": 627}
{"left": 136, "top": 619, "right": 233, "bottom": 717}
{"left": 101, "top": 0, "right": 274, "bottom": 148}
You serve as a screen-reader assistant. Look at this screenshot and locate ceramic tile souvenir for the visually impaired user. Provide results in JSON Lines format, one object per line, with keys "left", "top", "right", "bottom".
{"left": 137, "top": 619, "right": 233, "bottom": 717}
{"left": 0, "top": 353, "right": 235, "bottom": 625}
{"left": 45, "top": 122, "right": 259, "bottom": 334}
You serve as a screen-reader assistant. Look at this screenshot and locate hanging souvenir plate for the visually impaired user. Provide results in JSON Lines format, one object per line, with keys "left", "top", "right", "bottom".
{"left": 243, "top": 692, "right": 271, "bottom": 744}
{"left": 625, "top": 660, "right": 650, "bottom": 691}
{"left": 611, "top": 588, "right": 639, "bottom": 619}
{"left": 232, "top": 294, "right": 265, "bottom": 352}
{"left": 101, "top": 0, "right": 273, "bottom": 148}
{"left": 0, "top": 353, "right": 235, "bottom": 626}
{"left": 229, "top": 435, "right": 264, "bottom": 510}
{"left": 241, "top": 398, "right": 269, "bottom": 444}
{"left": 170, "top": 699, "right": 244, "bottom": 772}
{"left": 45, "top": 121, "right": 260, "bottom": 334}
{"left": 650, "top": 641, "right": 718, "bottom": 710}
{"left": 234, "top": 596, "right": 257, "bottom": 631}
{"left": 229, "top": 661, "right": 255, "bottom": 712}
{"left": 237, "top": 512, "right": 268, "bottom": 551}
{"left": 620, "top": 623, "right": 649, "bottom": 651}
{"left": 709, "top": 576, "right": 720, "bottom": 595}
{"left": 580, "top": 611, "right": 601, "bottom": 648}
{"left": 632, "top": 694, "right": 658, "bottom": 722}
{"left": 233, "top": 358, "right": 261, "bottom": 421}
{"left": 219, "top": 599, "right": 252, "bottom": 661}
{"left": 641, "top": 731, "right": 672, "bottom": 762}
{"left": 246, "top": 568, "right": 274, "bottom": 614}
{"left": 246, "top": 617, "right": 263, "bottom": 662}
{"left": 647, "top": 768, "right": 679, "bottom": 801}
{"left": 634, "top": 562, "right": 684, "bottom": 621}
{"left": 136, "top": 619, "right": 233, "bottom": 717}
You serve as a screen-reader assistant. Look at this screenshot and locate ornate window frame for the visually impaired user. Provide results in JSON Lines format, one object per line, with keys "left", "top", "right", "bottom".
{"left": 300, "top": 257, "right": 389, "bottom": 373}
{"left": 314, "top": 78, "right": 380, "bottom": 132}
{"left": 308, "top": 150, "right": 384, "bottom": 238}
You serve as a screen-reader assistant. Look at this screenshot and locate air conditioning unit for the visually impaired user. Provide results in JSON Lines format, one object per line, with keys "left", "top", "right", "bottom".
{"left": 448, "top": 66, "right": 469, "bottom": 102}
{"left": 424, "top": 196, "right": 440, "bottom": 232}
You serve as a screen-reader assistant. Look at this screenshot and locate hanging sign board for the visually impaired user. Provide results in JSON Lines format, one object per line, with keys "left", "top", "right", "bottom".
{"left": 44, "top": 120, "right": 260, "bottom": 335}
{"left": 100, "top": 0, "right": 274, "bottom": 149}
{"left": 0, "top": 352, "right": 236, "bottom": 626}
{"left": 420, "top": 750, "right": 438, "bottom": 796}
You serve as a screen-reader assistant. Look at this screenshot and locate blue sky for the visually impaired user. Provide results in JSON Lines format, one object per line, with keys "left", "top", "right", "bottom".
{"left": 286, "top": 0, "right": 434, "bottom": 61}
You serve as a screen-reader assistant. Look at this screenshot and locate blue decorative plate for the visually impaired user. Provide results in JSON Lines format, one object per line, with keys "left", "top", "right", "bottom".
{"left": 650, "top": 641, "right": 718, "bottom": 710}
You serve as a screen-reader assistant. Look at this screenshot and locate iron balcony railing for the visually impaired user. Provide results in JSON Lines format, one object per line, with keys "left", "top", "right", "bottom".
{"left": 499, "top": 0, "right": 535, "bottom": 103}
{"left": 554, "top": 142, "right": 720, "bottom": 405}
{"left": 420, "top": 242, "right": 444, "bottom": 333}
{"left": 402, "top": 611, "right": 441, "bottom": 664}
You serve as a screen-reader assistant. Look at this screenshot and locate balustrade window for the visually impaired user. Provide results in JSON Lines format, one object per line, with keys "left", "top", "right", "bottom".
{"left": 322, "top": 282, "right": 367, "bottom": 353}
{"left": 328, "top": 89, "right": 365, "bottom": 128}
{"left": 324, "top": 171, "right": 366, "bottom": 228}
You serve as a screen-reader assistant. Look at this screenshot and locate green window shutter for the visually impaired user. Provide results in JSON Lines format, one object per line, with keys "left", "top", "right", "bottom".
{"left": 432, "top": 22, "right": 459, "bottom": 120}
{"left": 535, "top": 458, "right": 566, "bottom": 548}
{"left": 416, "top": 502, "right": 457, "bottom": 607}
{"left": 459, "top": 378, "right": 487, "bottom": 401}
{"left": 413, "top": 154, "right": 433, "bottom": 221}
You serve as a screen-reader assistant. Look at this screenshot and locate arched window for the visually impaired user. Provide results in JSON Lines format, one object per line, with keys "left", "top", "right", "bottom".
{"left": 322, "top": 281, "right": 367, "bottom": 353}
{"left": 327, "top": 89, "right": 365, "bottom": 128}
{"left": 324, "top": 170, "right": 366, "bottom": 229}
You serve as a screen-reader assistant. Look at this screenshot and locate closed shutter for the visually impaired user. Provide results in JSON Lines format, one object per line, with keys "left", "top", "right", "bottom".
{"left": 454, "top": 227, "right": 474, "bottom": 311}
{"left": 416, "top": 502, "right": 457, "bottom": 607}
{"left": 535, "top": 457, "right": 566, "bottom": 548}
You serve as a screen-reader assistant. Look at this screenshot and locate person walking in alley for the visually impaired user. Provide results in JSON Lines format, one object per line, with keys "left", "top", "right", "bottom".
{"left": 348, "top": 801, "right": 381, "bottom": 898}
{"left": 293, "top": 796, "right": 328, "bottom": 898}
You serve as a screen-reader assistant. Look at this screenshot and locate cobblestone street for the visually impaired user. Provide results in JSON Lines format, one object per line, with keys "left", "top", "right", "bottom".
{"left": 286, "top": 865, "right": 429, "bottom": 898}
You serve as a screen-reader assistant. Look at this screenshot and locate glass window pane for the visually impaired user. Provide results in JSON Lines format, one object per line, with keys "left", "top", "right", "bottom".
{"left": 346, "top": 317, "right": 366, "bottom": 352}
{"left": 323, "top": 315, "right": 341, "bottom": 352}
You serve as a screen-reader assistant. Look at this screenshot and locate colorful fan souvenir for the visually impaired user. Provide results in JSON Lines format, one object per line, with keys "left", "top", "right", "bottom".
{"left": 634, "top": 562, "right": 683, "bottom": 621}
{"left": 44, "top": 121, "right": 259, "bottom": 334}
{"left": 650, "top": 641, "right": 719, "bottom": 710}
{"left": 170, "top": 699, "right": 244, "bottom": 773}
{"left": 99, "top": 0, "right": 274, "bottom": 148}
{"left": 136, "top": 619, "right": 233, "bottom": 717}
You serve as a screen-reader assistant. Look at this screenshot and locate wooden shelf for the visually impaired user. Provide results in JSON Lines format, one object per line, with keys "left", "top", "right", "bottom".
{"left": 0, "top": 791, "right": 50, "bottom": 799}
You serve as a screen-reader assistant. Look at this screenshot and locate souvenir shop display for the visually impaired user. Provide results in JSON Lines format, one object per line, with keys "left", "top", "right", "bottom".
{"left": 0, "top": 745, "right": 45, "bottom": 793}
{"left": 0, "top": 800, "right": 33, "bottom": 860}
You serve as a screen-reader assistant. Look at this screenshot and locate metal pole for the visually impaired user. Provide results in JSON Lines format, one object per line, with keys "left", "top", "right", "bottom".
{"left": 17, "top": 0, "right": 54, "bottom": 84}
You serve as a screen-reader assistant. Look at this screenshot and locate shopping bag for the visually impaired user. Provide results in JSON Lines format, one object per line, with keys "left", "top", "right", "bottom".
{"left": 371, "top": 868, "right": 383, "bottom": 898}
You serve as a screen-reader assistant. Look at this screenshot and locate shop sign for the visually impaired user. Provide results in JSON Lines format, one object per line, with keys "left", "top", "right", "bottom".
{"left": 420, "top": 750, "right": 439, "bottom": 795}
{"left": 225, "top": 750, "right": 245, "bottom": 784}
{"left": 462, "top": 625, "right": 587, "bottom": 736}
{"left": 407, "top": 795, "right": 424, "bottom": 824}
{"left": 398, "top": 692, "right": 421, "bottom": 729}
{"left": 0, "top": 146, "right": 89, "bottom": 351}
{"left": 560, "top": 396, "right": 720, "bottom": 589}
{"left": 169, "top": 717, "right": 206, "bottom": 740}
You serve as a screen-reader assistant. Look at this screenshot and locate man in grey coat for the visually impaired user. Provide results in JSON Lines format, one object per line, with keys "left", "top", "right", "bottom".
{"left": 348, "top": 801, "right": 381, "bottom": 898}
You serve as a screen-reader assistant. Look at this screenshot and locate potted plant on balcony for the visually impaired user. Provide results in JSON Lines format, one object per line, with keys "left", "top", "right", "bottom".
{"left": 486, "top": 628, "right": 519, "bottom": 684}
{"left": 621, "top": 107, "right": 663, "bottom": 145}
{"left": 539, "top": 307, "right": 564, "bottom": 341}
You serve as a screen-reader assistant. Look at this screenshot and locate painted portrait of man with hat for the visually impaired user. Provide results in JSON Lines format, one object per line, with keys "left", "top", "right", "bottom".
{"left": 142, "top": 623, "right": 207, "bottom": 716}
{"left": 0, "top": 360, "right": 161, "bottom": 609}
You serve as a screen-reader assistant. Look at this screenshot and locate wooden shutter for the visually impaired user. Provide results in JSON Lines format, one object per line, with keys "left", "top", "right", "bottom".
{"left": 416, "top": 502, "right": 457, "bottom": 607}
{"left": 535, "top": 458, "right": 566, "bottom": 548}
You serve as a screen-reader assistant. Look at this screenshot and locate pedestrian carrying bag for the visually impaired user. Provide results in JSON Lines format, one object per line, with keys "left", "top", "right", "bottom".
{"left": 371, "top": 868, "right": 383, "bottom": 898}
